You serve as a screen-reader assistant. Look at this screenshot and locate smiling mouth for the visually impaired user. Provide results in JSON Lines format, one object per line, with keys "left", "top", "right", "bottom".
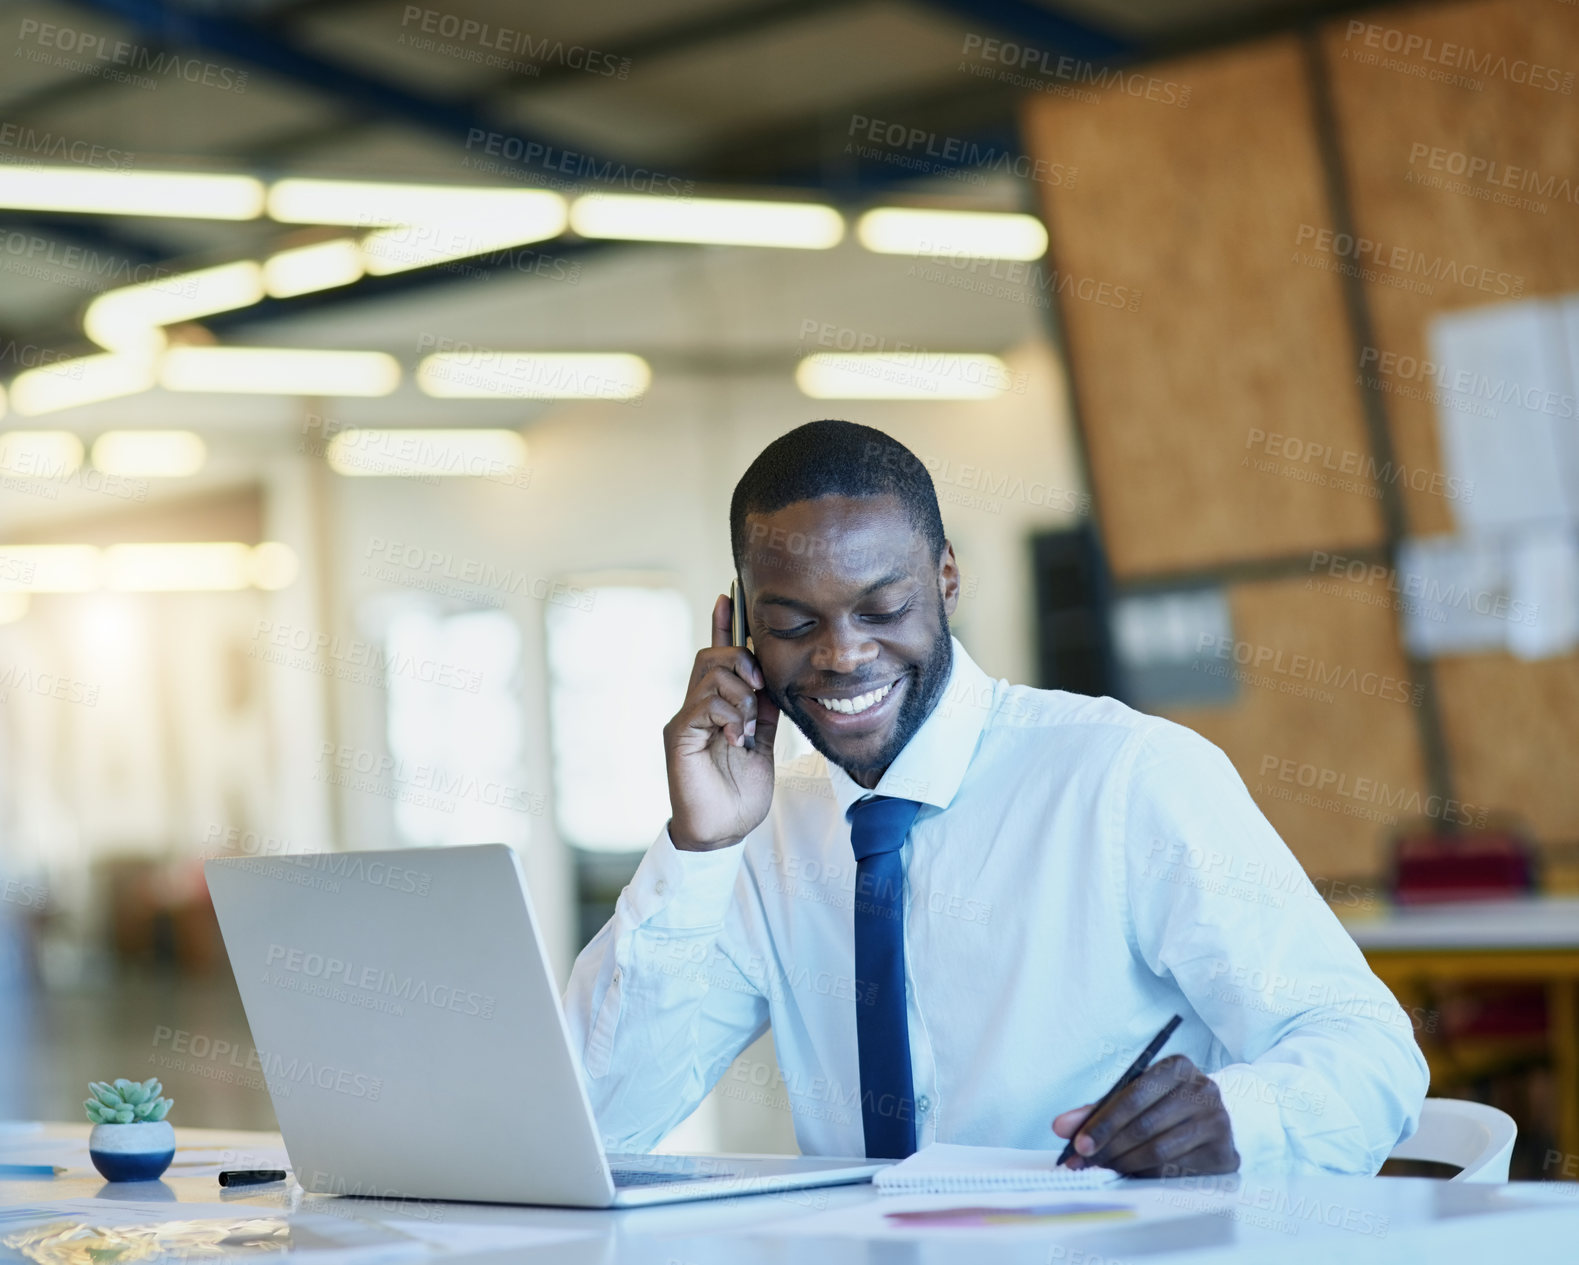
{"left": 811, "top": 680, "right": 896, "bottom": 716}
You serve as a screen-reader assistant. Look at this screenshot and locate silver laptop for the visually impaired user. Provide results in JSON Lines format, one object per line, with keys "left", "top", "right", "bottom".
{"left": 205, "top": 843, "right": 885, "bottom": 1207}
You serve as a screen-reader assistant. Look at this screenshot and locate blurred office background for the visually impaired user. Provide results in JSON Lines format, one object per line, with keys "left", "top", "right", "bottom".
{"left": 1, "top": 0, "right": 1576, "bottom": 1179}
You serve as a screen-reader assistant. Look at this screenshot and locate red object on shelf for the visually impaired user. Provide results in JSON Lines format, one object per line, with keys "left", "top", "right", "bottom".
{"left": 1441, "top": 985, "right": 1549, "bottom": 1040}
{"left": 1388, "top": 828, "right": 1548, "bottom": 1055}
{"left": 1390, "top": 831, "right": 1536, "bottom": 905}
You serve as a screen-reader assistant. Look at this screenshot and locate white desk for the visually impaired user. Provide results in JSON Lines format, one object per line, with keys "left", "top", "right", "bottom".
{"left": 2, "top": 1124, "right": 1577, "bottom": 1263}
{"left": 1344, "top": 897, "right": 1579, "bottom": 951}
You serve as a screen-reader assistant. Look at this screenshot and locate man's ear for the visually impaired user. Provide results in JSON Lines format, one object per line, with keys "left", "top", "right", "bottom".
{"left": 937, "top": 541, "right": 960, "bottom": 618}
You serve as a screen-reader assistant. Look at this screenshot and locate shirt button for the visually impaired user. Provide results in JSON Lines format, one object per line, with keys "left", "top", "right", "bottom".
{"left": 916, "top": 1095, "right": 931, "bottom": 1114}
{"left": 611, "top": 969, "right": 621, "bottom": 984}
{"left": 654, "top": 879, "right": 668, "bottom": 895}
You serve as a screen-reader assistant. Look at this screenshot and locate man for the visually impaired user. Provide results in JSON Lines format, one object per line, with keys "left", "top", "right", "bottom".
{"left": 565, "top": 419, "right": 1427, "bottom": 1175}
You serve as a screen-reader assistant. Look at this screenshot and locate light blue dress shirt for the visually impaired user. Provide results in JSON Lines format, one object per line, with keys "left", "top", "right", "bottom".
{"left": 564, "top": 637, "right": 1428, "bottom": 1173}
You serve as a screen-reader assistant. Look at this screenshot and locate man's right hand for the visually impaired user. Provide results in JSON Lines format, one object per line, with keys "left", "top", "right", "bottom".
{"left": 662, "top": 593, "right": 781, "bottom": 851}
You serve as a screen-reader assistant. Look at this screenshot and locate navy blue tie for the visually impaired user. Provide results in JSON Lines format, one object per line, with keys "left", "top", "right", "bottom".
{"left": 847, "top": 794, "right": 923, "bottom": 1159}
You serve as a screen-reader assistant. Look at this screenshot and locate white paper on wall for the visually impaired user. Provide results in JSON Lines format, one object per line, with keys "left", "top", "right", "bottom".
{"left": 1396, "top": 528, "right": 1579, "bottom": 661}
{"left": 1428, "top": 298, "right": 1579, "bottom": 532}
{"left": 1403, "top": 298, "right": 1579, "bottom": 661}
{"left": 1395, "top": 535, "right": 1512, "bottom": 658}
{"left": 1506, "top": 523, "right": 1579, "bottom": 660}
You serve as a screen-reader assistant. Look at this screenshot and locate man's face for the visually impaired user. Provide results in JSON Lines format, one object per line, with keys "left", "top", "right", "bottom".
{"left": 739, "top": 494, "right": 959, "bottom": 786}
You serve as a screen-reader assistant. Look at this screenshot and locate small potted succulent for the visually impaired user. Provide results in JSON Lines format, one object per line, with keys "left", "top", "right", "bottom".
{"left": 85, "top": 1078, "right": 175, "bottom": 1181}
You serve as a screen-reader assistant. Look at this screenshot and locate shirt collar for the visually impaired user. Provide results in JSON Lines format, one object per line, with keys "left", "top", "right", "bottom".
{"left": 826, "top": 636, "right": 993, "bottom": 819}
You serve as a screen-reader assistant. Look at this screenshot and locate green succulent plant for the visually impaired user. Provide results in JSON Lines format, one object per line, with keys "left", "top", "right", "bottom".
{"left": 84, "top": 1078, "right": 173, "bottom": 1125}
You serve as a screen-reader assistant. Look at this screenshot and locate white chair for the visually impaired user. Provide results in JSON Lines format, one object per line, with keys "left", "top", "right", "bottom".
{"left": 1387, "top": 1097, "right": 1517, "bottom": 1182}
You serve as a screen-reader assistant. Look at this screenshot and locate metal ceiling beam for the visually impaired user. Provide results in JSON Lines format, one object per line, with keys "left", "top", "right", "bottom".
{"left": 911, "top": 0, "right": 1424, "bottom": 69}
{"left": 696, "top": 76, "right": 1026, "bottom": 192}
{"left": 241, "top": 0, "right": 863, "bottom": 167}
{"left": 0, "top": 212, "right": 177, "bottom": 346}
{"left": 0, "top": 53, "right": 146, "bottom": 121}
{"left": 910, "top": 0, "right": 1136, "bottom": 62}
{"left": 64, "top": 0, "right": 642, "bottom": 183}
{"left": 0, "top": 212, "right": 168, "bottom": 266}
{"left": 527, "top": 0, "right": 855, "bottom": 90}
{"left": 0, "top": 221, "right": 170, "bottom": 362}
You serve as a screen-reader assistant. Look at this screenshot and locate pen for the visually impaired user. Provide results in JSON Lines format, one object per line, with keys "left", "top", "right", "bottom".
{"left": 1057, "top": 1014, "right": 1184, "bottom": 1167}
{"left": 0, "top": 1164, "right": 65, "bottom": 1178}
{"left": 218, "top": 1169, "right": 288, "bottom": 1187}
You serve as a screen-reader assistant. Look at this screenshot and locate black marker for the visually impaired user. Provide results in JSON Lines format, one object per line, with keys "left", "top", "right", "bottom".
{"left": 218, "top": 1169, "right": 287, "bottom": 1187}
{"left": 1057, "top": 1014, "right": 1183, "bottom": 1167}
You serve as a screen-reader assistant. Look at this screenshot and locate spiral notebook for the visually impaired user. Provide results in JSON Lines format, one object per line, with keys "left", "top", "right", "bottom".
{"left": 873, "top": 1144, "right": 1120, "bottom": 1194}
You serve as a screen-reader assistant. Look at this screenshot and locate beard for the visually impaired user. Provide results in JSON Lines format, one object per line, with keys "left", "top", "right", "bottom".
{"left": 767, "top": 594, "right": 953, "bottom": 783}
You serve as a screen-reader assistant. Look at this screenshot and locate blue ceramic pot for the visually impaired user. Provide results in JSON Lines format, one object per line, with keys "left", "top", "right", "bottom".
{"left": 89, "top": 1121, "right": 175, "bottom": 1182}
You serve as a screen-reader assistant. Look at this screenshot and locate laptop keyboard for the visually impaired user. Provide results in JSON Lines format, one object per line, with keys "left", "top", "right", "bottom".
{"left": 609, "top": 1167, "right": 737, "bottom": 1188}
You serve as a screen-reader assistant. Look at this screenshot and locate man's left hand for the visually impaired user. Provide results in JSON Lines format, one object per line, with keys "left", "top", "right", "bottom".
{"left": 1052, "top": 1054, "right": 1239, "bottom": 1177}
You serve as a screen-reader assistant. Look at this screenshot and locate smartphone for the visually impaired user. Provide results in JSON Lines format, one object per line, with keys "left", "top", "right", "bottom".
{"left": 729, "top": 577, "right": 750, "bottom": 649}
{"left": 729, "top": 578, "right": 755, "bottom": 750}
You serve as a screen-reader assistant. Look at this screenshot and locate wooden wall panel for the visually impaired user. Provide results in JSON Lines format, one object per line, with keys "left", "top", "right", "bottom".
{"left": 1166, "top": 575, "right": 1427, "bottom": 880}
{"left": 1430, "top": 655, "right": 1579, "bottom": 843}
{"left": 1022, "top": 36, "right": 1385, "bottom": 579}
{"left": 1325, "top": 0, "right": 1579, "bottom": 842}
{"left": 1323, "top": 0, "right": 1579, "bottom": 536}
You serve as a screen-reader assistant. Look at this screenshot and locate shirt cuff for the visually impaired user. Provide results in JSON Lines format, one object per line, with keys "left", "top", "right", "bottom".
{"left": 622, "top": 822, "right": 746, "bottom": 931}
{"left": 1209, "top": 1064, "right": 1290, "bottom": 1174}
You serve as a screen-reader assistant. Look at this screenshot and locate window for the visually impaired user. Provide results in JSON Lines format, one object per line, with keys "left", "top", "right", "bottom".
{"left": 546, "top": 582, "right": 691, "bottom": 851}
{"left": 384, "top": 606, "right": 529, "bottom": 847}
{"left": 1110, "top": 587, "right": 1235, "bottom": 710}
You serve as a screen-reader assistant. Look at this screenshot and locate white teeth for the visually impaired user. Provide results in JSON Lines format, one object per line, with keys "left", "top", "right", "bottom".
{"left": 814, "top": 682, "right": 894, "bottom": 716}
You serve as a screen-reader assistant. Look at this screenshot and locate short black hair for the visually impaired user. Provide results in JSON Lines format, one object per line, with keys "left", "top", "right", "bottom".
{"left": 729, "top": 419, "right": 946, "bottom": 573}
